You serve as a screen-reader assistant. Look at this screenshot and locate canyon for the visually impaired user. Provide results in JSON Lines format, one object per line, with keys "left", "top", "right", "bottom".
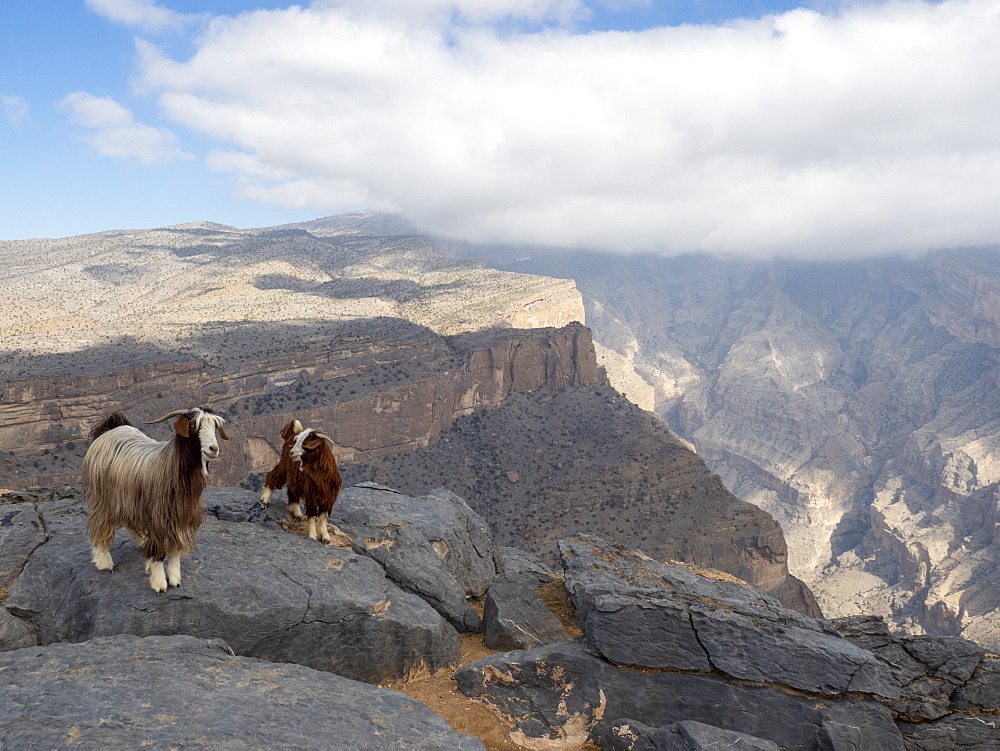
{"left": 473, "top": 245, "right": 1000, "bottom": 647}
{"left": 0, "top": 213, "right": 811, "bottom": 612}
{"left": 8, "top": 210, "right": 1000, "bottom": 646}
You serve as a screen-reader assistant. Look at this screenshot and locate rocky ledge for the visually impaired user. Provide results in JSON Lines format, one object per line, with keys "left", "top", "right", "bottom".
{"left": 456, "top": 535, "right": 1000, "bottom": 750}
{"left": 6, "top": 488, "right": 1000, "bottom": 749}
{"left": 0, "top": 634, "right": 484, "bottom": 749}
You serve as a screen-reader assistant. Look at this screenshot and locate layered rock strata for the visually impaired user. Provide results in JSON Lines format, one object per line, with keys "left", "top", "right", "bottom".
{"left": 457, "top": 535, "right": 1000, "bottom": 749}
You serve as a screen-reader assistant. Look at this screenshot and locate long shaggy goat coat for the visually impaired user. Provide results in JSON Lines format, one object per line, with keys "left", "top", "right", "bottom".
{"left": 84, "top": 411, "right": 208, "bottom": 562}
{"left": 262, "top": 420, "right": 342, "bottom": 540}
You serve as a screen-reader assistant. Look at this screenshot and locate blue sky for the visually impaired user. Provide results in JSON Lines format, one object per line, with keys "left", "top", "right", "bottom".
{"left": 3, "top": 0, "right": 997, "bottom": 258}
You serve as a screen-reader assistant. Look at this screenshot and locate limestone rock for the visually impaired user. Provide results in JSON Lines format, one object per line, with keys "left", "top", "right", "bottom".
{"left": 4, "top": 494, "right": 459, "bottom": 685}
{"left": 832, "top": 615, "right": 992, "bottom": 723}
{"left": 495, "top": 545, "right": 559, "bottom": 586}
{"left": 482, "top": 578, "right": 569, "bottom": 651}
{"left": 604, "top": 718, "right": 780, "bottom": 751}
{"left": 0, "top": 606, "right": 35, "bottom": 652}
{"left": 897, "top": 714, "right": 1000, "bottom": 750}
{"left": 0, "top": 634, "right": 484, "bottom": 749}
{"left": 455, "top": 642, "right": 904, "bottom": 750}
{"left": 332, "top": 484, "right": 500, "bottom": 632}
{"left": 561, "top": 536, "right": 899, "bottom": 698}
{"left": 0, "top": 502, "right": 46, "bottom": 589}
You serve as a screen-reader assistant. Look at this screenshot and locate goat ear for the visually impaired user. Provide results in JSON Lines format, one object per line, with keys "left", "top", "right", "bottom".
{"left": 173, "top": 416, "right": 191, "bottom": 438}
{"left": 302, "top": 438, "right": 323, "bottom": 450}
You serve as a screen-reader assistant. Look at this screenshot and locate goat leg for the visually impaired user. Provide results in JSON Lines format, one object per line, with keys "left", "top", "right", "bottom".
{"left": 317, "top": 513, "right": 331, "bottom": 544}
{"left": 144, "top": 558, "right": 168, "bottom": 593}
{"left": 166, "top": 553, "right": 182, "bottom": 587}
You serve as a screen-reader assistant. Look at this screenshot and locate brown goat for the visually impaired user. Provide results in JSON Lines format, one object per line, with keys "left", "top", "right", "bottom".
{"left": 83, "top": 407, "right": 229, "bottom": 592}
{"left": 260, "top": 420, "right": 343, "bottom": 543}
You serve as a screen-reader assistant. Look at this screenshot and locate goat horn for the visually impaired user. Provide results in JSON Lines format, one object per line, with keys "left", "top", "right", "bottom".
{"left": 145, "top": 409, "right": 190, "bottom": 424}
{"left": 314, "top": 433, "right": 335, "bottom": 444}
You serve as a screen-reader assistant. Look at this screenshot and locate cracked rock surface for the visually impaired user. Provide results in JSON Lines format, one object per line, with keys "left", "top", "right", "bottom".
{"left": 0, "top": 634, "right": 484, "bottom": 749}
{"left": 604, "top": 718, "right": 781, "bottom": 750}
{"left": 3, "top": 490, "right": 459, "bottom": 685}
{"left": 455, "top": 641, "right": 904, "bottom": 750}
{"left": 331, "top": 484, "right": 501, "bottom": 632}
{"left": 0, "top": 606, "right": 35, "bottom": 652}
{"left": 560, "top": 536, "right": 899, "bottom": 698}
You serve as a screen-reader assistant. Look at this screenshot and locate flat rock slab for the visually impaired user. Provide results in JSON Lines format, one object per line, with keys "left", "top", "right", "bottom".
{"left": 560, "top": 536, "right": 900, "bottom": 698}
{"left": 897, "top": 713, "right": 1000, "bottom": 750}
{"left": 455, "top": 642, "right": 905, "bottom": 751}
{"left": 4, "top": 500, "right": 459, "bottom": 685}
{"left": 0, "top": 634, "right": 484, "bottom": 749}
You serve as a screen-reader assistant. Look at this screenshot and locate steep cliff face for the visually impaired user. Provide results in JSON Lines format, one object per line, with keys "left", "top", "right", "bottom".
{"left": 0, "top": 320, "right": 596, "bottom": 488}
{"left": 476, "top": 247, "right": 1000, "bottom": 646}
{"left": 355, "top": 384, "right": 818, "bottom": 615}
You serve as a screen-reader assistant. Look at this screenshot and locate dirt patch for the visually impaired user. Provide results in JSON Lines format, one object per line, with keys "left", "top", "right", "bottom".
{"left": 536, "top": 581, "right": 583, "bottom": 637}
{"left": 391, "top": 633, "right": 526, "bottom": 750}
{"left": 391, "top": 585, "right": 594, "bottom": 750}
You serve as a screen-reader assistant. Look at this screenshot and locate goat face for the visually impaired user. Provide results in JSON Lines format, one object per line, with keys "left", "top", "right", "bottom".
{"left": 149, "top": 407, "right": 230, "bottom": 476}
{"left": 290, "top": 428, "right": 331, "bottom": 469}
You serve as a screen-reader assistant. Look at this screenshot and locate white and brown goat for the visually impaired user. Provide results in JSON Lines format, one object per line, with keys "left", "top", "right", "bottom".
{"left": 83, "top": 407, "right": 229, "bottom": 593}
{"left": 260, "top": 419, "right": 342, "bottom": 543}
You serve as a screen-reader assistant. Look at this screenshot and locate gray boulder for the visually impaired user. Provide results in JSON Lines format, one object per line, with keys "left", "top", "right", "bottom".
{"left": 332, "top": 484, "right": 501, "bottom": 632}
{"left": 0, "top": 634, "right": 484, "bottom": 749}
{"left": 482, "top": 577, "right": 569, "bottom": 650}
{"left": 496, "top": 545, "right": 559, "bottom": 585}
{"left": 0, "top": 606, "right": 35, "bottom": 652}
{"left": 561, "top": 536, "right": 900, "bottom": 698}
{"left": 952, "top": 659, "right": 1000, "bottom": 711}
{"left": 455, "top": 642, "right": 904, "bottom": 750}
{"left": 832, "top": 614, "right": 991, "bottom": 722}
{"left": 4, "top": 494, "right": 460, "bottom": 685}
{"left": 604, "top": 718, "right": 780, "bottom": 750}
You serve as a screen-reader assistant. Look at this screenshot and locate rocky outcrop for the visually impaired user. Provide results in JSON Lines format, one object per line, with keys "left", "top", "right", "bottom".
{"left": 560, "top": 537, "right": 896, "bottom": 696}
{"left": 359, "top": 385, "right": 821, "bottom": 616}
{"left": 3, "top": 488, "right": 461, "bottom": 685}
{"left": 604, "top": 719, "right": 780, "bottom": 751}
{"left": 482, "top": 577, "right": 570, "bottom": 650}
{"left": 0, "top": 634, "right": 484, "bottom": 749}
{"left": 457, "top": 534, "right": 905, "bottom": 751}
{"left": 0, "top": 607, "right": 35, "bottom": 652}
{"left": 456, "top": 535, "right": 1000, "bottom": 749}
{"left": 332, "top": 484, "right": 500, "bottom": 632}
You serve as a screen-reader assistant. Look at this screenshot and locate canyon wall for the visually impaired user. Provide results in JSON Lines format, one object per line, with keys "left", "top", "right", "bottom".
{"left": 478, "top": 246, "right": 1000, "bottom": 647}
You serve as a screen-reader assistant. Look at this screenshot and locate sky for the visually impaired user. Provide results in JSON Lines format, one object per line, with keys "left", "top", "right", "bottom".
{"left": 2, "top": 0, "right": 998, "bottom": 258}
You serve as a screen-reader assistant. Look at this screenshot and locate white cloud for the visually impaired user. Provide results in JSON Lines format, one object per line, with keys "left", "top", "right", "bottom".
{"left": 136, "top": 0, "right": 1000, "bottom": 258}
{"left": 59, "top": 92, "right": 194, "bottom": 165}
{"left": 84, "top": 0, "right": 190, "bottom": 33}
{"left": 1, "top": 95, "right": 31, "bottom": 126}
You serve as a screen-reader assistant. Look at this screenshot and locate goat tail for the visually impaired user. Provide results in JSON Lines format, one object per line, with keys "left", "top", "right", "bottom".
{"left": 89, "top": 412, "right": 133, "bottom": 441}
